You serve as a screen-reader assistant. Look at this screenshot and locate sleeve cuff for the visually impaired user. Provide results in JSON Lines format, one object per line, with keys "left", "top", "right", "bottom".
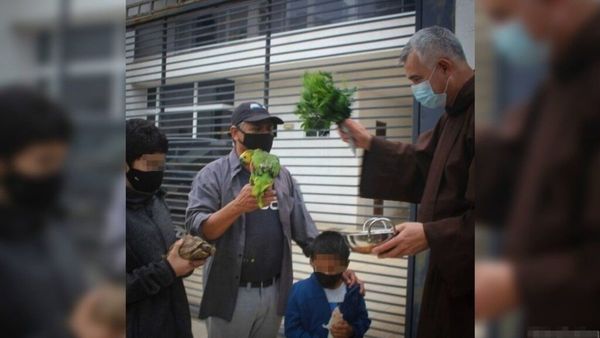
{"left": 191, "top": 212, "right": 212, "bottom": 237}
{"left": 160, "top": 258, "right": 177, "bottom": 282}
{"left": 360, "top": 137, "right": 394, "bottom": 199}
{"left": 368, "top": 136, "right": 389, "bottom": 155}
{"left": 362, "top": 137, "right": 390, "bottom": 170}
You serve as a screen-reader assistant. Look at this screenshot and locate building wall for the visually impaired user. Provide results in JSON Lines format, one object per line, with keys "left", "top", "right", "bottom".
{"left": 455, "top": 0, "right": 475, "bottom": 67}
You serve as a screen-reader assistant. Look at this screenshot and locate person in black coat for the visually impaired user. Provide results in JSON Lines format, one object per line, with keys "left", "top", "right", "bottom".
{"left": 0, "top": 87, "right": 84, "bottom": 338}
{"left": 126, "top": 119, "right": 205, "bottom": 338}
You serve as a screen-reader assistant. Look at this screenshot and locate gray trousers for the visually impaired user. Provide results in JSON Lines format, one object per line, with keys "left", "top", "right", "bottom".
{"left": 206, "top": 284, "right": 282, "bottom": 338}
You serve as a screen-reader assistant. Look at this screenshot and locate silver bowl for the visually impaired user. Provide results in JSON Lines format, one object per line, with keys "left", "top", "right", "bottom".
{"left": 344, "top": 217, "right": 396, "bottom": 254}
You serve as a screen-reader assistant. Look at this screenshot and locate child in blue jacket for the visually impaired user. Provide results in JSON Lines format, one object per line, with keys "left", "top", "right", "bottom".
{"left": 285, "top": 231, "right": 371, "bottom": 338}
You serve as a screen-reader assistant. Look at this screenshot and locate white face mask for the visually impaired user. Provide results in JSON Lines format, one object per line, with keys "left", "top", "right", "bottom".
{"left": 410, "top": 65, "right": 451, "bottom": 109}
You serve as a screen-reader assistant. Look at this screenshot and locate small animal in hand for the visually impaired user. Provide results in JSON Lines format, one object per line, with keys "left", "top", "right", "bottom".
{"left": 177, "top": 234, "right": 216, "bottom": 260}
{"left": 239, "top": 149, "right": 281, "bottom": 208}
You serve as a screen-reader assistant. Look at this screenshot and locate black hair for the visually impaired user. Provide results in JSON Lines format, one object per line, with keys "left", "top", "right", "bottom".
{"left": 309, "top": 231, "right": 350, "bottom": 263}
{"left": 126, "top": 119, "right": 168, "bottom": 166}
{"left": 0, "top": 86, "right": 72, "bottom": 159}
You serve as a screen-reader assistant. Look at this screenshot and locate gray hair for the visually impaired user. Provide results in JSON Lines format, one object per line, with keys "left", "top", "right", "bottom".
{"left": 399, "top": 26, "right": 466, "bottom": 67}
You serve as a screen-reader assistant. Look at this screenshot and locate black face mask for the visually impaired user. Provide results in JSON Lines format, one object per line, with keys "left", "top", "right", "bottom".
{"left": 127, "top": 168, "right": 163, "bottom": 194}
{"left": 4, "top": 172, "right": 64, "bottom": 210}
{"left": 314, "top": 271, "right": 344, "bottom": 289}
{"left": 240, "top": 131, "right": 274, "bottom": 152}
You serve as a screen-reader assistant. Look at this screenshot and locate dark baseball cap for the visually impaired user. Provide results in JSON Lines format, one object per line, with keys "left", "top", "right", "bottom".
{"left": 231, "top": 102, "right": 284, "bottom": 126}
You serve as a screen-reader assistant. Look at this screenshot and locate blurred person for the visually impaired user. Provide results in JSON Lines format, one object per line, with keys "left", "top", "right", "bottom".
{"left": 475, "top": 0, "right": 600, "bottom": 331}
{"left": 186, "top": 102, "right": 363, "bottom": 338}
{"left": 484, "top": 0, "right": 549, "bottom": 67}
{"left": 285, "top": 231, "right": 371, "bottom": 338}
{"left": 0, "top": 86, "right": 86, "bottom": 337}
{"left": 70, "top": 283, "right": 126, "bottom": 338}
{"left": 126, "top": 119, "right": 204, "bottom": 338}
{"left": 104, "top": 176, "right": 126, "bottom": 279}
{"left": 339, "top": 26, "right": 475, "bottom": 338}
{"left": 0, "top": 87, "right": 123, "bottom": 338}
{"left": 481, "top": 0, "right": 517, "bottom": 23}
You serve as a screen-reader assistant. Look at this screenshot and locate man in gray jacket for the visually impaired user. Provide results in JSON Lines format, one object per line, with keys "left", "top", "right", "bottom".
{"left": 186, "top": 102, "right": 361, "bottom": 338}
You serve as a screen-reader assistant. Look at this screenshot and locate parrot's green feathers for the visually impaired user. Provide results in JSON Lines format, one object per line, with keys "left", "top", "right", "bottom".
{"left": 252, "top": 175, "right": 273, "bottom": 208}
{"left": 241, "top": 149, "right": 281, "bottom": 208}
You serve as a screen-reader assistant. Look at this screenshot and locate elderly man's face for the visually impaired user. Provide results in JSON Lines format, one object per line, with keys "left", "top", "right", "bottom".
{"left": 404, "top": 51, "right": 450, "bottom": 95}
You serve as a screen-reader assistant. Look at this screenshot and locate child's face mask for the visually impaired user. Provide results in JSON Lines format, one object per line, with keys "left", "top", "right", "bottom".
{"left": 311, "top": 254, "right": 348, "bottom": 289}
{"left": 314, "top": 271, "right": 343, "bottom": 288}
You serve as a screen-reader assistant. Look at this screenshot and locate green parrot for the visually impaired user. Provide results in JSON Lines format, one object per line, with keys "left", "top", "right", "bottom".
{"left": 239, "top": 149, "right": 281, "bottom": 208}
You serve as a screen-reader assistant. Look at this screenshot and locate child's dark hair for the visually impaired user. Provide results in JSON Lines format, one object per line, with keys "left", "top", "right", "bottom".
{"left": 309, "top": 231, "right": 350, "bottom": 264}
{"left": 0, "top": 86, "right": 72, "bottom": 159}
{"left": 126, "top": 119, "right": 168, "bottom": 166}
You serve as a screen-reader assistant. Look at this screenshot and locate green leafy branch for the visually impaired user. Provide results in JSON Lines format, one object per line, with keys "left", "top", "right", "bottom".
{"left": 294, "top": 71, "right": 356, "bottom": 132}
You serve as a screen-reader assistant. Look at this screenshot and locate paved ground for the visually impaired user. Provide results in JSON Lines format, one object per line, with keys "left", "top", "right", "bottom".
{"left": 191, "top": 318, "right": 286, "bottom": 337}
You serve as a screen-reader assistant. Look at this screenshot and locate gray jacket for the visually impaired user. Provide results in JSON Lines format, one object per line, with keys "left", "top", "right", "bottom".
{"left": 186, "top": 150, "right": 318, "bottom": 320}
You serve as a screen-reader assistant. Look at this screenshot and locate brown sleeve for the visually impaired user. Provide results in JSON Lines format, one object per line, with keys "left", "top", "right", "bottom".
{"left": 359, "top": 116, "right": 445, "bottom": 203}
{"left": 475, "top": 105, "right": 530, "bottom": 224}
{"left": 423, "top": 146, "right": 475, "bottom": 297}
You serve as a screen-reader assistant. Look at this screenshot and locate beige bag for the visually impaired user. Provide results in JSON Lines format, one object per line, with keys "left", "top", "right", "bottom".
{"left": 323, "top": 307, "right": 343, "bottom": 338}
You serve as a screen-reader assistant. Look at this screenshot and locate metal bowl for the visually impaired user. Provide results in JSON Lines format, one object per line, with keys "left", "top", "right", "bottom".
{"left": 343, "top": 217, "right": 396, "bottom": 254}
{"left": 344, "top": 229, "right": 395, "bottom": 254}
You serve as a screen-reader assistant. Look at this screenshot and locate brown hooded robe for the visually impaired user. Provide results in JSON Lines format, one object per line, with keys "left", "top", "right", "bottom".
{"left": 360, "top": 76, "right": 475, "bottom": 338}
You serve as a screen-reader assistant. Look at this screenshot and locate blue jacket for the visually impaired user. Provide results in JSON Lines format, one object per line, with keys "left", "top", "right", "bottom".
{"left": 285, "top": 273, "right": 371, "bottom": 338}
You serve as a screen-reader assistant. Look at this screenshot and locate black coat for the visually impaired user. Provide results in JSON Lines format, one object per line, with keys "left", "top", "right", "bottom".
{"left": 0, "top": 206, "right": 84, "bottom": 338}
{"left": 126, "top": 188, "right": 192, "bottom": 338}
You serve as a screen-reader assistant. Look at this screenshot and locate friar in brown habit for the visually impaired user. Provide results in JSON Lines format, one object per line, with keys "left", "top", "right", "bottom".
{"left": 339, "top": 26, "right": 474, "bottom": 338}
{"left": 475, "top": 0, "right": 600, "bottom": 331}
